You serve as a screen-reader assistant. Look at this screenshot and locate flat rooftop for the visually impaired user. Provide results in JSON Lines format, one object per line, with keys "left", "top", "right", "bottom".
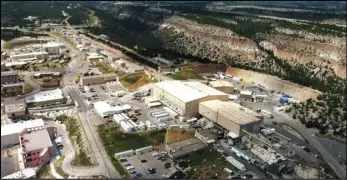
{"left": 200, "top": 100, "right": 262, "bottom": 125}
{"left": 25, "top": 88, "right": 63, "bottom": 103}
{"left": 1, "top": 71, "right": 18, "bottom": 77}
{"left": 196, "top": 128, "right": 218, "bottom": 141}
{"left": 81, "top": 73, "right": 118, "bottom": 80}
{"left": 23, "top": 129, "right": 53, "bottom": 151}
{"left": 4, "top": 99, "right": 26, "bottom": 113}
{"left": 167, "top": 138, "right": 207, "bottom": 158}
{"left": 209, "top": 80, "right": 234, "bottom": 88}
{"left": 154, "top": 80, "right": 227, "bottom": 103}
{"left": 1, "top": 119, "right": 44, "bottom": 136}
{"left": 2, "top": 83, "right": 22, "bottom": 88}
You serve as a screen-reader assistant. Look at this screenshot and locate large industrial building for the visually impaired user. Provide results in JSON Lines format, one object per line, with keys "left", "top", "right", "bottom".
{"left": 152, "top": 80, "right": 228, "bottom": 118}
{"left": 209, "top": 80, "right": 234, "bottom": 94}
{"left": 199, "top": 100, "right": 263, "bottom": 138}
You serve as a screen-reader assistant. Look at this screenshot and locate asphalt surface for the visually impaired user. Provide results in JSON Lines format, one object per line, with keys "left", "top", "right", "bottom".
{"left": 57, "top": 32, "right": 121, "bottom": 178}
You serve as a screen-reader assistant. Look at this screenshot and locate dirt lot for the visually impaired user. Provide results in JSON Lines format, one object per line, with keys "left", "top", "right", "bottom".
{"left": 166, "top": 129, "right": 196, "bottom": 144}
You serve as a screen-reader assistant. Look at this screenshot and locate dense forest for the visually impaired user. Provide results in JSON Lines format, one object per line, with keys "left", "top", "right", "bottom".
{"left": 1, "top": 29, "right": 48, "bottom": 41}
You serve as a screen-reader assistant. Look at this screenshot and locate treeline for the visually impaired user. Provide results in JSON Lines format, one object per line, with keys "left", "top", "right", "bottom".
{"left": 1, "top": 29, "right": 48, "bottom": 41}
{"left": 1, "top": 1, "right": 67, "bottom": 26}
{"left": 232, "top": 8, "right": 346, "bottom": 22}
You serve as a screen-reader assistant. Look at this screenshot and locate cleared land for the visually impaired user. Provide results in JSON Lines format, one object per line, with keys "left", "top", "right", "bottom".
{"left": 171, "top": 68, "right": 204, "bottom": 80}
{"left": 56, "top": 115, "right": 95, "bottom": 167}
{"left": 166, "top": 129, "right": 196, "bottom": 144}
{"left": 120, "top": 72, "right": 156, "bottom": 89}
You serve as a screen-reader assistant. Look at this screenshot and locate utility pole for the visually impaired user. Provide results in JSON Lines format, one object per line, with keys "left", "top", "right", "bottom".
{"left": 40, "top": 40, "right": 44, "bottom": 60}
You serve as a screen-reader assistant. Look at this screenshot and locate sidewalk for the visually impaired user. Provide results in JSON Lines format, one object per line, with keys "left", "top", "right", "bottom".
{"left": 50, "top": 156, "right": 64, "bottom": 179}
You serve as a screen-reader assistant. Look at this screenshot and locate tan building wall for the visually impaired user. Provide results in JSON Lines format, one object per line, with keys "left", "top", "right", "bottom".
{"left": 153, "top": 85, "right": 228, "bottom": 118}
{"left": 80, "top": 74, "right": 118, "bottom": 86}
{"left": 6, "top": 110, "right": 26, "bottom": 118}
{"left": 185, "top": 95, "right": 228, "bottom": 118}
{"left": 214, "top": 86, "right": 234, "bottom": 94}
{"left": 217, "top": 112, "right": 241, "bottom": 136}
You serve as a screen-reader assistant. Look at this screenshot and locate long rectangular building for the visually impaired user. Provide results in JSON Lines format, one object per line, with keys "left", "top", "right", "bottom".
{"left": 152, "top": 80, "right": 228, "bottom": 118}
{"left": 199, "top": 100, "right": 263, "bottom": 138}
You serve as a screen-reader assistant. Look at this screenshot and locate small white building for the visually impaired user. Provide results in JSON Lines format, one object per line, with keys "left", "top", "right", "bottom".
{"left": 94, "top": 101, "right": 131, "bottom": 118}
{"left": 43, "top": 42, "right": 61, "bottom": 55}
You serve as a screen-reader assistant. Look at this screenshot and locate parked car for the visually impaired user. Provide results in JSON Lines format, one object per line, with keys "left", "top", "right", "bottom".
{"left": 126, "top": 166, "right": 135, "bottom": 170}
{"left": 119, "top": 158, "right": 127, "bottom": 162}
{"left": 302, "top": 146, "right": 311, "bottom": 152}
{"left": 148, "top": 168, "right": 156, "bottom": 174}
{"left": 130, "top": 171, "right": 137, "bottom": 174}
{"left": 141, "top": 159, "right": 147, "bottom": 163}
{"left": 124, "top": 163, "right": 131, "bottom": 167}
{"left": 165, "top": 163, "right": 171, "bottom": 168}
{"left": 135, "top": 173, "right": 142, "bottom": 178}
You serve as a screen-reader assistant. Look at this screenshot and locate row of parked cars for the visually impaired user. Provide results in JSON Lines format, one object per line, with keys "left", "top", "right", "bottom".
{"left": 119, "top": 157, "right": 142, "bottom": 179}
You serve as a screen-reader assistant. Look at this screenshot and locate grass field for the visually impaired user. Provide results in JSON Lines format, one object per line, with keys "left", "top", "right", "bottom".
{"left": 185, "top": 148, "right": 237, "bottom": 179}
{"left": 54, "top": 156, "right": 69, "bottom": 178}
{"left": 23, "top": 83, "right": 33, "bottom": 94}
{"left": 38, "top": 164, "right": 55, "bottom": 179}
{"left": 166, "top": 129, "right": 196, "bottom": 144}
{"left": 120, "top": 72, "right": 156, "bottom": 89}
{"left": 96, "top": 62, "right": 114, "bottom": 73}
{"left": 56, "top": 115, "right": 94, "bottom": 167}
{"left": 171, "top": 68, "right": 204, "bottom": 80}
{"left": 97, "top": 124, "right": 166, "bottom": 177}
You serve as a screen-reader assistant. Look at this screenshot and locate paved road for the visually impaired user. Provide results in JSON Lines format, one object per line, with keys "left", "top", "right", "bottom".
{"left": 58, "top": 30, "right": 121, "bottom": 178}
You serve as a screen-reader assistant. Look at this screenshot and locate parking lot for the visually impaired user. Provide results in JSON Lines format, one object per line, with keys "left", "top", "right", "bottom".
{"left": 120, "top": 151, "right": 177, "bottom": 179}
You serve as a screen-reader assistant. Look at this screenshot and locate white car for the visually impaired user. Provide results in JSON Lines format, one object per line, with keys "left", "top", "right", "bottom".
{"left": 126, "top": 166, "right": 135, "bottom": 170}
{"left": 152, "top": 152, "right": 159, "bottom": 157}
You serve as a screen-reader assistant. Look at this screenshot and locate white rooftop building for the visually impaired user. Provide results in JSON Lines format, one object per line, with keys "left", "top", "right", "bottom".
{"left": 1, "top": 119, "right": 45, "bottom": 148}
{"left": 94, "top": 101, "right": 132, "bottom": 118}
{"left": 152, "top": 80, "right": 228, "bottom": 117}
{"left": 25, "top": 88, "right": 64, "bottom": 105}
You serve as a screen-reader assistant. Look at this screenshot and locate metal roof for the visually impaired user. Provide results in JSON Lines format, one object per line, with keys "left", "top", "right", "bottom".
{"left": 200, "top": 100, "right": 261, "bottom": 125}
{"left": 154, "top": 80, "right": 227, "bottom": 103}
{"left": 1, "top": 119, "right": 44, "bottom": 136}
{"left": 209, "top": 80, "right": 234, "bottom": 88}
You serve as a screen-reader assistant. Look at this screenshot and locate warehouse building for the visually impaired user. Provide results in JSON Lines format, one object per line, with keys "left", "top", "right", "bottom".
{"left": 25, "top": 88, "right": 64, "bottom": 106}
{"left": 10, "top": 51, "right": 48, "bottom": 61}
{"left": 94, "top": 101, "right": 131, "bottom": 118}
{"left": 209, "top": 80, "right": 234, "bottom": 94}
{"left": 1, "top": 119, "right": 45, "bottom": 148}
{"left": 80, "top": 73, "right": 118, "bottom": 86}
{"left": 199, "top": 100, "right": 263, "bottom": 139}
{"left": 166, "top": 138, "right": 207, "bottom": 160}
{"left": 152, "top": 80, "right": 228, "bottom": 118}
